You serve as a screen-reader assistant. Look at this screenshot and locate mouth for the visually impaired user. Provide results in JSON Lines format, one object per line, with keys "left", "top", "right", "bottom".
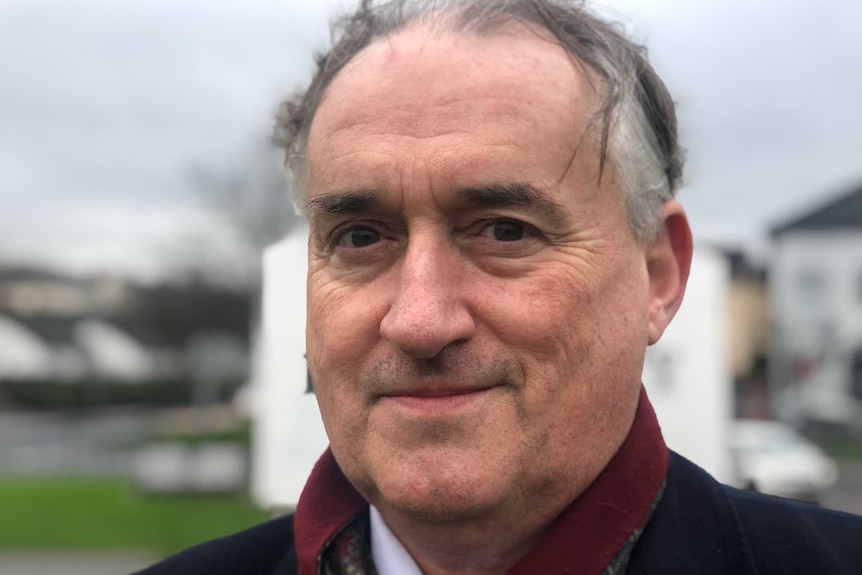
{"left": 379, "top": 385, "right": 498, "bottom": 415}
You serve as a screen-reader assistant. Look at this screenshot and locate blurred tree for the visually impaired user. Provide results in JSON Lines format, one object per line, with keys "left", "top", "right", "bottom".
{"left": 164, "top": 140, "right": 300, "bottom": 292}
{"left": 192, "top": 142, "right": 300, "bottom": 269}
{"left": 125, "top": 281, "right": 252, "bottom": 348}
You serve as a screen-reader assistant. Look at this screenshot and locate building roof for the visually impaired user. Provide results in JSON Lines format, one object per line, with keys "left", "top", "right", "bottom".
{"left": 771, "top": 183, "right": 862, "bottom": 237}
{"left": 0, "top": 265, "right": 86, "bottom": 285}
{"left": 0, "top": 314, "right": 53, "bottom": 379}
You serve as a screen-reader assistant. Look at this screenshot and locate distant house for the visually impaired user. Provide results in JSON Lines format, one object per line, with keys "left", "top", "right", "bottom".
{"left": 0, "top": 312, "right": 160, "bottom": 382}
{"left": 719, "top": 248, "right": 770, "bottom": 419}
{"left": 769, "top": 183, "right": 862, "bottom": 428}
{"left": 0, "top": 267, "right": 155, "bottom": 382}
{"left": 0, "top": 265, "right": 251, "bottom": 387}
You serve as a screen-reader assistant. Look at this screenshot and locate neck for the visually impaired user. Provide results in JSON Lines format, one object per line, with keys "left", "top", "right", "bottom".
{"left": 376, "top": 491, "right": 565, "bottom": 575}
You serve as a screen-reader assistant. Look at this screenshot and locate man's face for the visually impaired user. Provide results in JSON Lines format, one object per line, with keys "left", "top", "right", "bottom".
{"left": 304, "top": 24, "right": 674, "bottom": 525}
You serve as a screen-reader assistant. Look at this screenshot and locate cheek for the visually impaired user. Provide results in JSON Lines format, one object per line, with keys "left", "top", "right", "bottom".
{"left": 480, "top": 256, "right": 649, "bottom": 388}
{"left": 306, "top": 283, "right": 375, "bottom": 442}
{"left": 482, "top": 270, "right": 595, "bottom": 360}
{"left": 306, "top": 274, "right": 390, "bottom": 385}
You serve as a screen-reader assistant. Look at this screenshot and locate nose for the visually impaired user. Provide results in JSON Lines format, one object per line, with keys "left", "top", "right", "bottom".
{"left": 380, "top": 240, "right": 476, "bottom": 359}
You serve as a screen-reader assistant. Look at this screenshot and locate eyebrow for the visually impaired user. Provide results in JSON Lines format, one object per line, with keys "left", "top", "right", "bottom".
{"left": 306, "top": 190, "right": 382, "bottom": 217}
{"left": 457, "top": 183, "right": 561, "bottom": 213}
{"left": 305, "top": 182, "right": 564, "bottom": 221}
{"left": 456, "top": 183, "right": 567, "bottom": 226}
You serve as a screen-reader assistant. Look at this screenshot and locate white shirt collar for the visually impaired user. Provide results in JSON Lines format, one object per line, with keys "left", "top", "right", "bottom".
{"left": 369, "top": 505, "right": 424, "bottom": 575}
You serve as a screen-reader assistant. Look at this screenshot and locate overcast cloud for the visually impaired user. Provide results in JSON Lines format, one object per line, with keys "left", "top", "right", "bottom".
{"left": 0, "top": 0, "right": 860, "bottom": 278}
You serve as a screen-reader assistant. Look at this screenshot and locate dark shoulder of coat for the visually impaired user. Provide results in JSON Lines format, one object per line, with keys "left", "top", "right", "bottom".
{"left": 132, "top": 513, "right": 298, "bottom": 575}
{"left": 628, "top": 451, "right": 862, "bottom": 575}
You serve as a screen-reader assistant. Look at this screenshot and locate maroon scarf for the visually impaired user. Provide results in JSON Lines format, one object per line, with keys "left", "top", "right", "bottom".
{"left": 294, "top": 386, "right": 668, "bottom": 574}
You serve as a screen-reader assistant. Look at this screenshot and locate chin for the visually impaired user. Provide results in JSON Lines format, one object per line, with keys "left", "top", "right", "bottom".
{"left": 381, "top": 481, "right": 503, "bottom": 524}
{"left": 363, "top": 452, "right": 515, "bottom": 524}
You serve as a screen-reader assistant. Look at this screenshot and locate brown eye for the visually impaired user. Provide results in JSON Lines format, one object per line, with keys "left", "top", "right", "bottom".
{"left": 338, "top": 227, "right": 380, "bottom": 248}
{"left": 491, "top": 221, "right": 526, "bottom": 242}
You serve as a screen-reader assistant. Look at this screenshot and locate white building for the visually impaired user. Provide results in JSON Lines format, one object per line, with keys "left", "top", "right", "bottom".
{"left": 770, "top": 185, "right": 862, "bottom": 429}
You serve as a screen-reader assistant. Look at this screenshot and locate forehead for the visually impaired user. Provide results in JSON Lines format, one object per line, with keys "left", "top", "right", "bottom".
{"left": 305, "top": 21, "right": 604, "bottom": 199}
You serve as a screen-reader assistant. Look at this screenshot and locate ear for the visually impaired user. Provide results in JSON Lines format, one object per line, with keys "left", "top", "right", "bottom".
{"left": 646, "top": 200, "right": 692, "bottom": 345}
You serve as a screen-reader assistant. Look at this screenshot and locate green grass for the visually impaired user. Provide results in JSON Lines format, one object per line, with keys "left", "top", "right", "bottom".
{"left": 0, "top": 476, "right": 270, "bottom": 557}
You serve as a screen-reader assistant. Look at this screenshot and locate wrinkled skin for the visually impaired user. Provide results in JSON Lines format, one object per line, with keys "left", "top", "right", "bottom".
{"left": 304, "top": 22, "right": 691, "bottom": 575}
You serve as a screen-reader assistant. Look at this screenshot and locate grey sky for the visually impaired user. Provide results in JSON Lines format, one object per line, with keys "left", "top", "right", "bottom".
{"left": 0, "top": 0, "right": 860, "bottom": 279}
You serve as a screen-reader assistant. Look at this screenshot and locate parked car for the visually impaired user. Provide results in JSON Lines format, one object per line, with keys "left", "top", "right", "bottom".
{"left": 728, "top": 419, "right": 838, "bottom": 502}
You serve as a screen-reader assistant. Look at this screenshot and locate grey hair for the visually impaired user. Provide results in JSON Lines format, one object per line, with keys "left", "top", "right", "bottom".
{"left": 273, "top": 0, "right": 683, "bottom": 241}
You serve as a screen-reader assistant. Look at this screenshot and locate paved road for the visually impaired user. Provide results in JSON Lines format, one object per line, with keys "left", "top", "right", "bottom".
{"left": 0, "top": 550, "right": 156, "bottom": 575}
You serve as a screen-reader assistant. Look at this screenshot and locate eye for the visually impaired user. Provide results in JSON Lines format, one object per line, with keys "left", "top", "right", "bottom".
{"left": 483, "top": 220, "right": 530, "bottom": 242}
{"left": 336, "top": 226, "right": 381, "bottom": 248}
